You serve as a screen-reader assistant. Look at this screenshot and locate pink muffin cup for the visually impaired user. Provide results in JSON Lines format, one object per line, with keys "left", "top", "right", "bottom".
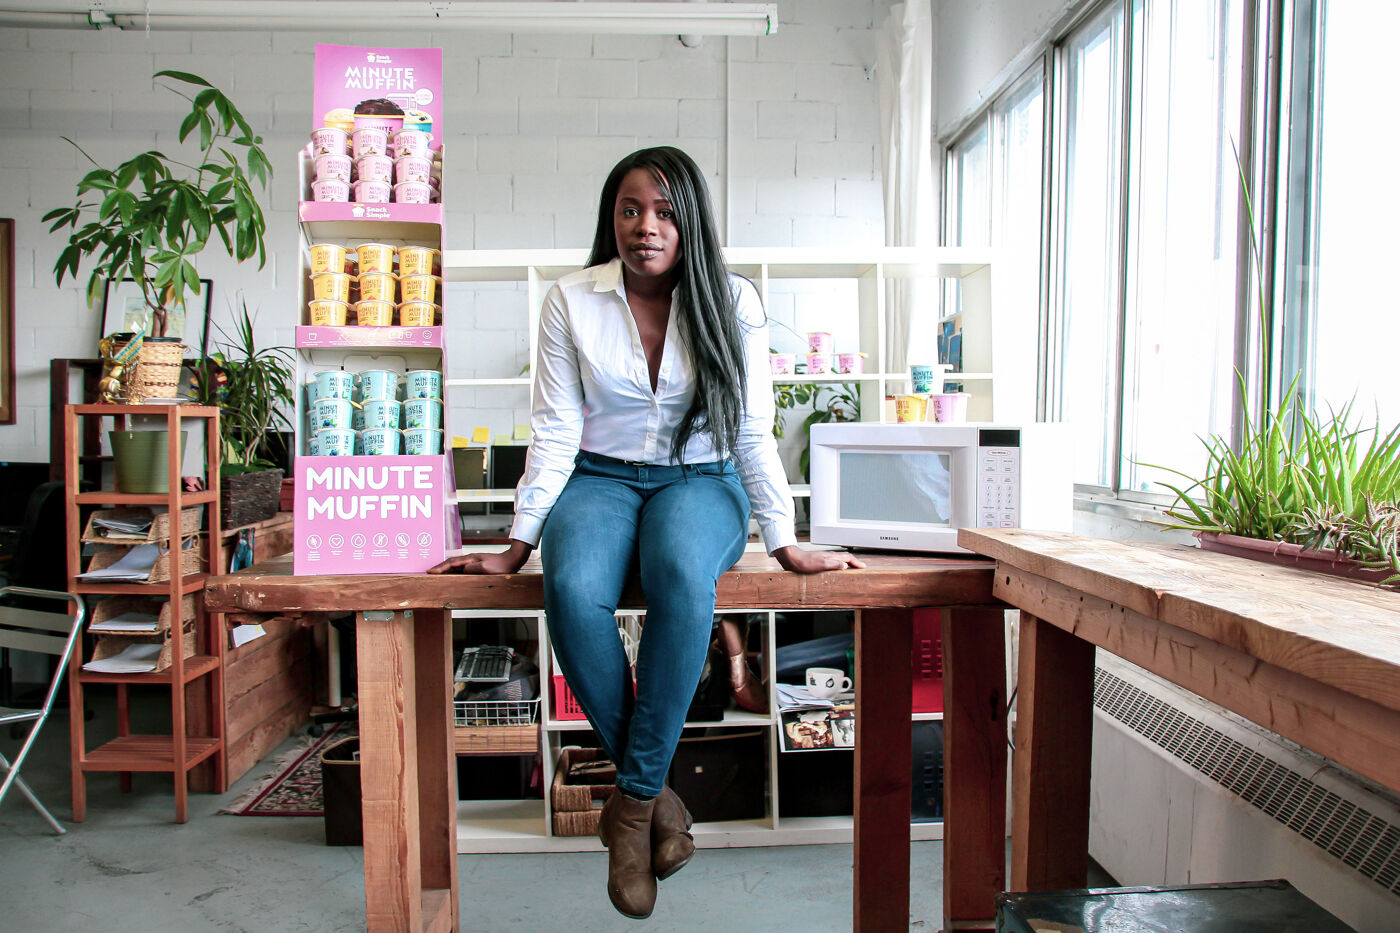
{"left": 394, "top": 155, "right": 433, "bottom": 185}
{"left": 392, "top": 129, "right": 432, "bottom": 158}
{"left": 314, "top": 153, "right": 351, "bottom": 182}
{"left": 352, "top": 179, "right": 391, "bottom": 204}
{"left": 351, "top": 127, "right": 389, "bottom": 160}
{"left": 310, "top": 126, "right": 348, "bottom": 156}
{"left": 355, "top": 154, "right": 393, "bottom": 184}
{"left": 393, "top": 181, "right": 433, "bottom": 205}
{"left": 311, "top": 177, "right": 349, "bottom": 203}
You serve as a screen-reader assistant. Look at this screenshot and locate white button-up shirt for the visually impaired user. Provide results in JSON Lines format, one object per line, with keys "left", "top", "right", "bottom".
{"left": 509, "top": 258, "right": 797, "bottom": 554}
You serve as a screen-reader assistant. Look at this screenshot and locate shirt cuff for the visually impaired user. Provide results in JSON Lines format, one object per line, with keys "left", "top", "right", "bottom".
{"left": 509, "top": 513, "right": 546, "bottom": 549}
{"left": 760, "top": 521, "right": 799, "bottom": 556}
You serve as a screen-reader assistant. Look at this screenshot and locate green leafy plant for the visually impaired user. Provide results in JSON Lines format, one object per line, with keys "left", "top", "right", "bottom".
{"left": 196, "top": 300, "right": 294, "bottom": 477}
{"left": 773, "top": 380, "right": 861, "bottom": 481}
{"left": 1151, "top": 377, "right": 1400, "bottom": 588}
{"left": 43, "top": 70, "right": 272, "bottom": 336}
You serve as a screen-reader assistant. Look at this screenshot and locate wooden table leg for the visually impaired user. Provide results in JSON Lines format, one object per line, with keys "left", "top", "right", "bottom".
{"left": 942, "top": 607, "right": 1008, "bottom": 932}
{"left": 412, "top": 609, "right": 459, "bottom": 933}
{"left": 357, "top": 609, "right": 425, "bottom": 933}
{"left": 854, "top": 608, "right": 914, "bottom": 933}
{"left": 1010, "top": 611, "right": 1095, "bottom": 893}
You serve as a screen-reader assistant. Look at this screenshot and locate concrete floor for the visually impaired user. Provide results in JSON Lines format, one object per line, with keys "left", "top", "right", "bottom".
{"left": 2, "top": 687, "right": 959, "bottom": 932}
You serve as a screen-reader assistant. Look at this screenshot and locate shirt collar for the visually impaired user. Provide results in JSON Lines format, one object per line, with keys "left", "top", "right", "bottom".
{"left": 594, "top": 257, "right": 626, "bottom": 298}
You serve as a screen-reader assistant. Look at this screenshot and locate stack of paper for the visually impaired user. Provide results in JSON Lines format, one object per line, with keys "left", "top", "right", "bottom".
{"left": 91, "top": 516, "right": 153, "bottom": 539}
{"left": 776, "top": 683, "right": 848, "bottom": 713}
{"left": 76, "top": 544, "right": 160, "bottom": 582}
{"left": 90, "top": 611, "right": 161, "bottom": 634}
{"left": 83, "top": 642, "right": 163, "bottom": 674}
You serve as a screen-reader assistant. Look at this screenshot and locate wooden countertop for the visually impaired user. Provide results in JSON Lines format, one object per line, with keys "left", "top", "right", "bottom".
{"left": 203, "top": 550, "right": 997, "bottom": 614}
{"left": 960, "top": 527, "right": 1400, "bottom": 714}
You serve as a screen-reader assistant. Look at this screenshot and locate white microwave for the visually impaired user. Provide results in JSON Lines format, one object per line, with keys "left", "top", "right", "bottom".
{"left": 807, "top": 422, "right": 1074, "bottom": 554}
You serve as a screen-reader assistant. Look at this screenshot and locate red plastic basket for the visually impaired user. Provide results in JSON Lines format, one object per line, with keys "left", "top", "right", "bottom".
{"left": 552, "top": 674, "right": 586, "bottom": 721}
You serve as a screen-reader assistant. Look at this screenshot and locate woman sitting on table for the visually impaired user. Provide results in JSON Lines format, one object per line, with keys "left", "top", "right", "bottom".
{"left": 429, "top": 146, "right": 862, "bottom": 920}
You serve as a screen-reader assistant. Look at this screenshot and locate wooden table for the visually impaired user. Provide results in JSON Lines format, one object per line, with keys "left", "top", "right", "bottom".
{"left": 205, "top": 550, "right": 1010, "bottom": 933}
{"left": 960, "top": 527, "right": 1400, "bottom": 896}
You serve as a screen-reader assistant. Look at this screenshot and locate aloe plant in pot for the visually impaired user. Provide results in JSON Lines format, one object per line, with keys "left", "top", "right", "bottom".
{"left": 1152, "top": 379, "right": 1400, "bottom": 589}
{"left": 196, "top": 300, "right": 295, "bottom": 530}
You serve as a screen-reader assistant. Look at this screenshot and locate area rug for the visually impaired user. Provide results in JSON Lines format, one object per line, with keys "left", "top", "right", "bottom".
{"left": 220, "top": 723, "right": 357, "bottom": 817}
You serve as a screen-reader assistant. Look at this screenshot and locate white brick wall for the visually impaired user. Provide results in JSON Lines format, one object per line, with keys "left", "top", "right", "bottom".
{"left": 0, "top": 0, "right": 898, "bottom": 463}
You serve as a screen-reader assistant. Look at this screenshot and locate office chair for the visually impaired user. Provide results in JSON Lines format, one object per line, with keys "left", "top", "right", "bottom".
{"left": 0, "top": 586, "right": 86, "bottom": 834}
{"left": 1, "top": 481, "right": 73, "bottom": 712}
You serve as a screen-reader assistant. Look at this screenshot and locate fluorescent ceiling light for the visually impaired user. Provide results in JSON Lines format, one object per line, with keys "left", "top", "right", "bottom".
{"left": 0, "top": 2, "right": 778, "bottom": 35}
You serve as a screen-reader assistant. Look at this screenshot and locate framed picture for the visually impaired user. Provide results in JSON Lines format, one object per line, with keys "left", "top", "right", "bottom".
{"left": 0, "top": 219, "right": 14, "bottom": 425}
{"left": 101, "top": 277, "right": 213, "bottom": 357}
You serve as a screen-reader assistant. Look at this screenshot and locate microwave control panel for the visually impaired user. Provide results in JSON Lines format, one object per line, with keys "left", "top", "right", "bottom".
{"left": 977, "top": 444, "right": 1021, "bottom": 528}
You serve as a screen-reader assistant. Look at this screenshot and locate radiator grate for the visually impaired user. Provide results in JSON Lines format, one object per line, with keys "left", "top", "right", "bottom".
{"left": 1094, "top": 666, "right": 1400, "bottom": 897}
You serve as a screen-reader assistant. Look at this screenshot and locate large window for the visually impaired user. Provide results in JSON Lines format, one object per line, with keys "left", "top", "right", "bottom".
{"left": 1051, "top": 3, "right": 1128, "bottom": 487}
{"left": 1286, "top": 0, "right": 1399, "bottom": 431}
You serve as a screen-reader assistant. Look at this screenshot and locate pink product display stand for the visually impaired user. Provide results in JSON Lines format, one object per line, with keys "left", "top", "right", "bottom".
{"left": 293, "top": 454, "right": 461, "bottom": 575}
{"left": 295, "top": 325, "right": 443, "bottom": 349}
{"left": 292, "top": 43, "right": 457, "bottom": 577}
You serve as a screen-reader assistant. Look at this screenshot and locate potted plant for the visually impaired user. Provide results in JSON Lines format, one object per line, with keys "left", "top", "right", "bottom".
{"left": 196, "top": 300, "right": 295, "bottom": 530}
{"left": 1153, "top": 379, "right": 1400, "bottom": 589}
{"left": 43, "top": 69, "right": 271, "bottom": 397}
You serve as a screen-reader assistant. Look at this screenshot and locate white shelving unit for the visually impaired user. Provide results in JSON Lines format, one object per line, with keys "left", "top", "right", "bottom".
{"left": 442, "top": 245, "right": 1015, "bottom": 503}
{"left": 451, "top": 605, "right": 945, "bottom": 853}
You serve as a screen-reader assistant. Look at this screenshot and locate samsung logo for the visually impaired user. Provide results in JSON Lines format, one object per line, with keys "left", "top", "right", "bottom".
{"left": 879, "top": 535, "right": 899, "bottom": 541}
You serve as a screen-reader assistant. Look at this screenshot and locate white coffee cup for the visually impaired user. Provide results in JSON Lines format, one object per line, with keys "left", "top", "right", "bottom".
{"left": 806, "top": 666, "right": 852, "bottom": 699}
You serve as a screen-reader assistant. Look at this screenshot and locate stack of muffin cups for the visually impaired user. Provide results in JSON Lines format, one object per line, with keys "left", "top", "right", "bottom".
{"left": 309, "top": 126, "right": 441, "bottom": 204}
{"left": 306, "top": 367, "right": 445, "bottom": 456}
{"left": 307, "top": 242, "right": 442, "bottom": 327}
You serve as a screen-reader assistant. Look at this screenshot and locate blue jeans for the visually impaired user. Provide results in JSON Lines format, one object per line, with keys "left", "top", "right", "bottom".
{"left": 541, "top": 450, "right": 750, "bottom": 798}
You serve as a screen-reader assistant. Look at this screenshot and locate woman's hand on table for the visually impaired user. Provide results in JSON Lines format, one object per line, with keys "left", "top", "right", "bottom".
{"left": 427, "top": 540, "right": 533, "bottom": 575}
{"left": 772, "top": 545, "right": 866, "bottom": 575}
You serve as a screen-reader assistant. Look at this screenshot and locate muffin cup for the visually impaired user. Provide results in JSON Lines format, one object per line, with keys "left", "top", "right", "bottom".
{"left": 404, "top": 369, "right": 443, "bottom": 400}
{"left": 354, "top": 299, "right": 395, "bottom": 326}
{"left": 311, "top": 397, "right": 353, "bottom": 431}
{"left": 359, "top": 369, "right": 400, "bottom": 401}
{"left": 398, "top": 301, "right": 439, "bottom": 327}
{"left": 308, "top": 243, "right": 349, "bottom": 275}
{"left": 396, "top": 246, "right": 440, "bottom": 276}
{"left": 313, "top": 370, "right": 354, "bottom": 400}
{"left": 403, "top": 397, "right": 443, "bottom": 429}
{"left": 352, "top": 179, "right": 391, "bottom": 203}
{"left": 393, "top": 181, "right": 432, "bottom": 204}
{"left": 392, "top": 129, "right": 432, "bottom": 158}
{"left": 308, "top": 299, "right": 349, "bottom": 326}
{"left": 355, "top": 153, "right": 393, "bottom": 184}
{"left": 310, "top": 177, "right": 349, "bottom": 203}
{"left": 316, "top": 427, "right": 354, "bottom": 456}
{"left": 310, "top": 126, "right": 349, "bottom": 156}
{"left": 314, "top": 152, "right": 352, "bottom": 182}
{"left": 355, "top": 243, "right": 396, "bottom": 275}
{"left": 362, "top": 427, "right": 402, "bottom": 456}
{"left": 351, "top": 127, "right": 389, "bottom": 159}
{"left": 363, "top": 398, "right": 402, "bottom": 430}
{"left": 399, "top": 273, "right": 441, "bottom": 304}
{"left": 357, "top": 272, "right": 397, "bottom": 303}
{"left": 394, "top": 155, "right": 433, "bottom": 184}
{"left": 403, "top": 427, "right": 445, "bottom": 456}
{"left": 310, "top": 272, "right": 353, "bottom": 303}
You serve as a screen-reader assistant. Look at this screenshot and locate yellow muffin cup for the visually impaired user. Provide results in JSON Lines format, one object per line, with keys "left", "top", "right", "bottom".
{"left": 309, "top": 243, "right": 349, "bottom": 275}
{"left": 310, "top": 271, "right": 352, "bottom": 302}
{"left": 308, "top": 299, "right": 349, "bottom": 326}
{"left": 399, "top": 274, "right": 441, "bottom": 304}
{"left": 357, "top": 272, "right": 397, "bottom": 303}
{"left": 354, "top": 300, "right": 396, "bottom": 326}
{"left": 355, "top": 243, "right": 396, "bottom": 275}
{"left": 398, "top": 301, "right": 440, "bottom": 327}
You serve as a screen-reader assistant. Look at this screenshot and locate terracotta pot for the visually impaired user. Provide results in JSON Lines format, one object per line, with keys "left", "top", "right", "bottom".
{"left": 1194, "top": 531, "right": 1392, "bottom": 584}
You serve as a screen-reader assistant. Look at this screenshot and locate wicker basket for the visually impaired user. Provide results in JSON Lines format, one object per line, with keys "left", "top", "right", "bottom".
{"left": 221, "top": 469, "right": 284, "bottom": 529}
{"left": 551, "top": 747, "right": 616, "bottom": 837}
{"left": 85, "top": 538, "right": 205, "bottom": 584}
{"left": 82, "top": 507, "right": 202, "bottom": 544}
{"left": 87, "top": 618, "right": 198, "bottom": 673}
{"left": 89, "top": 594, "right": 196, "bottom": 635}
{"left": 132, "top": 338, "right": 185, "bottom": 401}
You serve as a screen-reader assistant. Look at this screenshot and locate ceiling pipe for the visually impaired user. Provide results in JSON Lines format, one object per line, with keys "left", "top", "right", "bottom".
{"left": 0, "top": 2, "right": 777, "bottom": 35}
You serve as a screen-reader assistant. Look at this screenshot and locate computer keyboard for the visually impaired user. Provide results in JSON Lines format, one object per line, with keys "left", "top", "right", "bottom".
{"left": 454, "top": 645, "right": 515, "bottom": 683}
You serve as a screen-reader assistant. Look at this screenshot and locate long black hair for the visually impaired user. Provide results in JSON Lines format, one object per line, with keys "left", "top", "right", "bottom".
{"left": 587, "top": 146, "right": 746, "bottom": 462}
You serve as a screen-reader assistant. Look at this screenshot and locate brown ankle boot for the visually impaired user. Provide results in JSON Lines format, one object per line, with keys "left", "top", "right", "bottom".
{"left": 651, "top": 786, "right": 695, "bottom": 880}
{"left": 596, "top": 791, "right": 657, "bottom": 919}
